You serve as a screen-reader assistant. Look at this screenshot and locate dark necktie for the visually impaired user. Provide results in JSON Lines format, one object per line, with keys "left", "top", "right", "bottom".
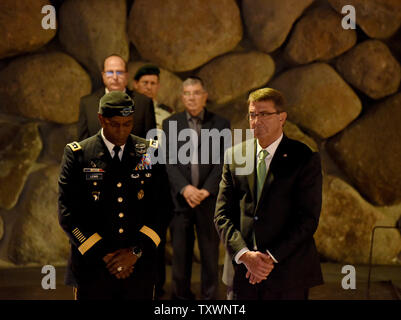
{"left": 112, "top": 145, "right": 121, "bottom": 166}
{"left": 190, "top": 117, "right": 200, "bottom": 187}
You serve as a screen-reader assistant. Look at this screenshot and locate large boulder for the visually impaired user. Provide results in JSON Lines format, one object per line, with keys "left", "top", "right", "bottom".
{"left": 326, "top": 93, "right": 401, "bottom": 206}
{"left": 38, "top": 123, "right": 79, "bottom": 164}
{"left": 128, "top": 0, "right": 243, "bottom": 72}
{"left": 0, "top": 121, "right": 42, "bottom": 210}
{"left": 329, "top": 0, "right": 401, "bottom": 39}
{"left": 0, "top": 214, "right": 3, "bottom": 241}
{"left": 335, "top": 40, "right": 401, "bottom": 99}
{"left": 59, "top": 0, "right": 129, "bottom": 87}
{"left": 285, "top": 6, "right": 357, "bottom": 64}
{"left": 8, "top": 165, "right": 69, "bottom": 265}
{"left": 0, "top": 52, "right": 91, "bottom": 124}
{"left": 0, "top": 0, "right": 56, "bottom": 59}
{"left": 197, "top": 51, "right": 275, "bottom": 105}
{"left": 270, "top": 63, "right": 362, "bottom": 139}
{"left": 316, "top": 175, "right": 401, "bottom": 265}
{"left": 127, "top": 61, "right": 183, "bottom": 111}
{"left": 242, "top": 0, "right": 314, "bottom": 53}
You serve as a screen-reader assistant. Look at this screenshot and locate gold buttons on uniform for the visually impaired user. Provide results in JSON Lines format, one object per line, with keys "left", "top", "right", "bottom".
{"left": 118, "top": 197, "right": 123, "bottom": 203}
{"left": 119, "top": 213, "right": 124, "bottom": 218}
{"left": 117, "top": 182, "right": 122, "bottom": 188}
{"left": 119, "top": 228, "right": 124, "bottom": 234}
{"left": 93, "top": 182, "right": 97, "bottom": 186}
{"left": 141, "top": 181, "right": 144, "bottom": 185}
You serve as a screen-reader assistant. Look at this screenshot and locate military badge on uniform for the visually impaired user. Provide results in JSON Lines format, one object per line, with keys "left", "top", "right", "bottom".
{"left": 84, "top": 168, "right": 104, "bottom": 180}
{"left": 135, "top": 153, "right": 152, "bottom": 170}
{"left": 137, "top": 189, "right": 144, "bottom": 200}
{"left": 135, "top": 143, "right": 147, "bottom": 156}
{"left": 92, "top": 191, "right": 100, "bottom": 201}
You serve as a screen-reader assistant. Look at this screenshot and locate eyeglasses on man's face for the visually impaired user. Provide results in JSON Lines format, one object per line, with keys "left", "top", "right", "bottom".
{"left": 182, "top": 90, "right": 205, "bottom": 97}
{"left": 104, "top": 70, "right": 126, "bottom": 77}
{"left": 248, "top": 111, "right": 281, "bottom": 119}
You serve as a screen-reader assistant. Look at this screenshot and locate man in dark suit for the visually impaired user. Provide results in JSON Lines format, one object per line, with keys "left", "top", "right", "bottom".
{"left": 214, "top": 88, "right": 323, "bottom": 300}
{"left": 59, "top": 91, "right": 167, "bottom": 299}
{"left": 78, "top": 54, "right": 156, "bottom": 141}
{"left": 162, "top": 77, "right": 231, "bottom": 300}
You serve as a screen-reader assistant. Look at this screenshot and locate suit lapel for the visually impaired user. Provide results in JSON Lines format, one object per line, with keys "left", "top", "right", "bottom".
{"left": 254, "top": 136, "right": 289, "bottom": 212}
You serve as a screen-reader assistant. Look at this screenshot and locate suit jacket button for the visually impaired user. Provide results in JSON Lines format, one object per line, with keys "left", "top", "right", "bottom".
{"left": 254, "top": 216, "right": 259, "bottom": 221}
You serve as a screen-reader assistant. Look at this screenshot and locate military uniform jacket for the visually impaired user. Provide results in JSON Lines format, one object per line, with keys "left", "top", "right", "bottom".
{"left": 58, "top": 132, "right": 167, "bottom": 285}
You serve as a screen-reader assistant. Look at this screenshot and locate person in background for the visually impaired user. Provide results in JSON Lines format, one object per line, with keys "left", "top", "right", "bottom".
{"left": 133, "top": 64, "right": 174, "bottom": 130}
{"left": 133, "top": 64, "right": 174, "bottom": 299}
{"left": 163, "top": 77, "right": 230, "bottom": 300}
{"left": 78, "top": 54, "right": 156, "bottom": 141}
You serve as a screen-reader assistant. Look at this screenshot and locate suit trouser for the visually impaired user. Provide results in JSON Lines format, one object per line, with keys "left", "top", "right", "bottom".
{"left": 170, "top": 203, "right": 220, "bottom": 300}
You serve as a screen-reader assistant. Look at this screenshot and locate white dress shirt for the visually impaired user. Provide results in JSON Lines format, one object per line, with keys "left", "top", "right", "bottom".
{"left": 235, "top": 134, "right": 284, "bottom": 264}
{"left": 101, "top": 128, "right": 125, "bottom": 160}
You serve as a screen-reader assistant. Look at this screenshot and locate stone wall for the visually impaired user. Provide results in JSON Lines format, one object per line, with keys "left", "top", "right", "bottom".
{"left": 0, "top": 0, "right": 400, "bottom": 268}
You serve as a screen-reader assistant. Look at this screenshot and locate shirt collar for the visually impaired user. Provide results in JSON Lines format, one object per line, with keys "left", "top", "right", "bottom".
{"left": 105, "top": 88, "right": 127, "bottom": 94}
{"left": 100, "top": 128, "right": 126, "bottom": 156}
{"left": 256, "top": 133, "right": 283, "bottom": 160}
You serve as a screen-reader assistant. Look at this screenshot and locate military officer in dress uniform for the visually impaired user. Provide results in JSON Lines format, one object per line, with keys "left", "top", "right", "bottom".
{"left": 58, "top": 91, "right": 167, "bottom": 300}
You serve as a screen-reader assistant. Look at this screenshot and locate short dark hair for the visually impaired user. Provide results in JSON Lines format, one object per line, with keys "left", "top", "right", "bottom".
{"left": 103, "top": 53, "right": 127, "bottom": 71}
{"left": 248, "top": 88, "right": 286, "bottom": 112}
{"left": 134, "top": 64, "right": 160, "bottom": 81}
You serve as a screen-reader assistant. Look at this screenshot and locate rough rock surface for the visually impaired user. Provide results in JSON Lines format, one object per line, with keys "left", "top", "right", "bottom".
{"left": 59, "top": 0, "right": 129, "bottom": 87}
{"left": 329, "top": 0, "right": 401, "bottom": 39}
{"left": 242, "top": 0, "right": 314, "bottom": 53}
{"left": 38, "top": 123, "right": 78, "bottom": 164}
{"left": 197, "top": 51, "right": 275, "bottom": 105}
{"left": 285, "top": 6, "right": 357, "bottom": 64}
{"left": 326, "top": 93, "right": 401, "bottom": 206}
{"left": 128, "top": 0, "right": 243, "bottom": 72}
{"left": 8, "top": 165, "right": 69, "bottom": 265}
{"left": 0, "top": 0, "right": 56, "bottom": 59}
{"left": 0, "top": 52, "right": 91, "bottom": 124}
{"left": 335, "top": 40, "right": 401, "bottom": 99}
{"left": 315, "top": 175, "right": 401, "bottom": 265}
{"left": 0, "top": 122, "right": 42, "bottom": 210}
{"left": 0, "top": 215, "right": 3, "bottom": 241}
{"left": 270, "top": 63, "right": 362, "bottom": 139}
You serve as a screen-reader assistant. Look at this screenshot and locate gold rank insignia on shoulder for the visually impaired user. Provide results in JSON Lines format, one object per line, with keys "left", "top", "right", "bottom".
{"left": 149, "top": 139, "right": 158, "bottom": 149}
{"left": 67, "top": 141, "right": 82, "bottom": 152}
{"left": 137, "top": 189, "right": 144, "bottom": 200}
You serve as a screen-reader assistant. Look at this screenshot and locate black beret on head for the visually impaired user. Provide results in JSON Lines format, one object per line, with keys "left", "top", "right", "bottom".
{"left": 99, "top": 91, "right": 135, "bottom": 118}
{"left": 134, "top": 64, "right": 160, "bottom": 81}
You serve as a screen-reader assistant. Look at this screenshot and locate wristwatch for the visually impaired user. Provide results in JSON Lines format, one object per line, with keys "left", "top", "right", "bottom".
{"left": 132, "top": 246, "right": 142, "bottom": 259}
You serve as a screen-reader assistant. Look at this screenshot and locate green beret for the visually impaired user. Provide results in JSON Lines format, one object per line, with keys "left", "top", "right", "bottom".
{"left": 134, "top": 64, "right": 160, "bottom": 81}
{"left": 99, "top": 91, "right": 134, "bottom": 117}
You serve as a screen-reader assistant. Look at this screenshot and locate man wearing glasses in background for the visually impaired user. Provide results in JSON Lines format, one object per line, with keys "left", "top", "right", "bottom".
{"left": 163, "top": 77, "right": 230, "bottom": 300}
{"left": 214, "top": 88, "right": 323, "bottom": 300}
{"left": 78, "top": 54, "right": 156, "bottom": 141}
